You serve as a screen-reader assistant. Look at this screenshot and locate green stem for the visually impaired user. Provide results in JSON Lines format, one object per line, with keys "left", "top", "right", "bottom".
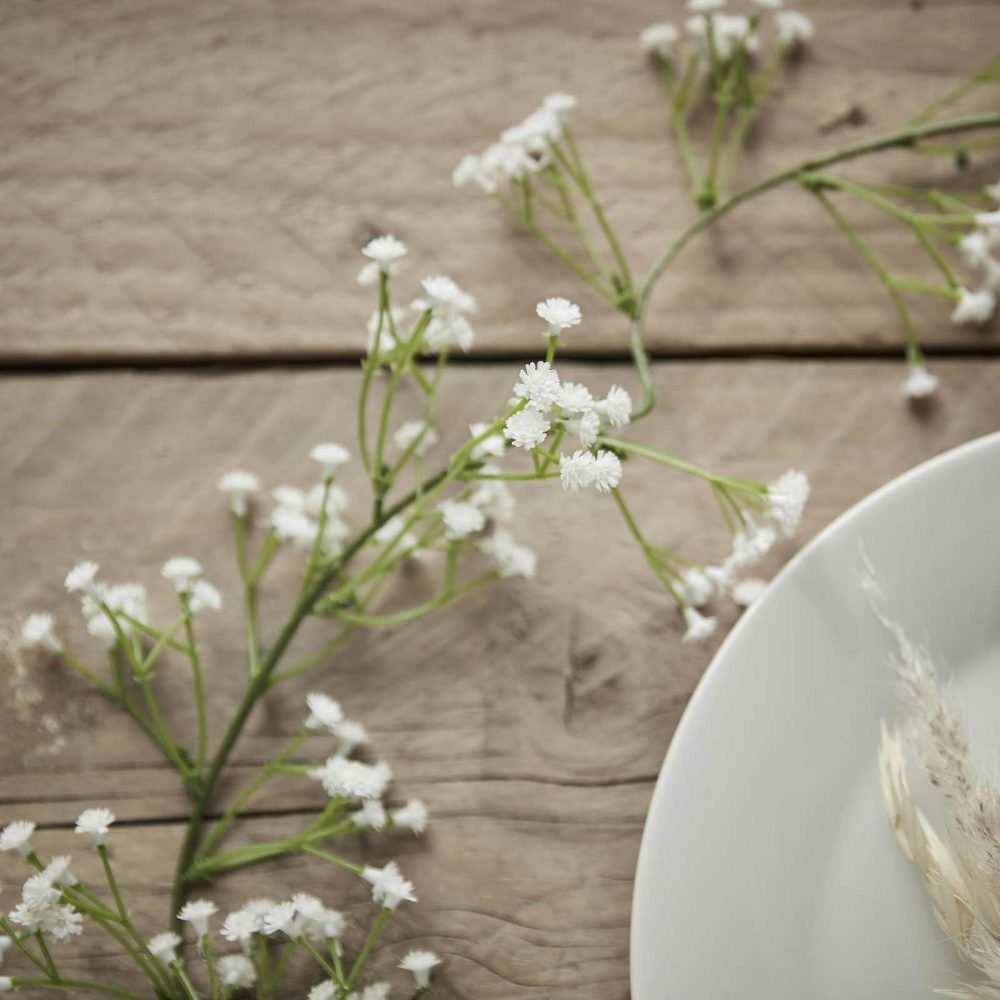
{"left": 179, "top": 594, "right": 207, "bottom": 772}
{"left": 344, "top": 909, "right": 391, "bottom": 992}
{"left": 10, "top": 978, "right": 147, "bottom": 1000}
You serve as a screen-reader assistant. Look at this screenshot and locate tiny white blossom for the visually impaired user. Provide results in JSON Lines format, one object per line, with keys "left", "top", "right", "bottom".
{"left": 75, "top": 807, "right": 115, "bottom": 846}
{"left": 311, "top": 443, "right": 351, "bottom": 476}
{"left": 439, "top": 499, "right": 486, "bottom": 539}
{"left": 333, "top": 718, "right": 369, "bottom": 755}
{"left": 189, "top": 580, "right": 223, "bottom": 615}
{"left": 543, "top": 92, "right": 577, "bottom": 120}
{"left": 272, "top": 485, "right": 306, "bottom": 511}
{"left": 420, "top": 275, "right": 476, "bottom": 314}
{"left": 729, "top": 519, "right": 777, "bottom": 567}
{"left": 536, "top": 297, "right": 582, "bottom": 335}
{"left": 351, "top": 799, "right": 388, "bottom": 831}
{"left": 21, "top": 873, "right": 60, "bottom": 914}
{"left": 178, "top": 899, "right": 218, "bottom": 938}
{"left": 557, "top": 381, "right": 594, "bottom": 414}
{"left": 514, "top": 361, "right": 562, "bottom": 412}
{"left": 218, "top": 470, "right": 260, "bottom": 517}
{"left": 688, "top": 0, "right": 725, "bottom": 10}
{"left": 366, "top": 307, "right": 403, "bottom": 358}
{"left": 65, "top": 561, "right": 100, "bottom": 598}
{"left": 309, "top": 983, "right": 338, "bottom": 1000}
{"left": 469, "top": 422, "right": 506, "bottom": 460}
{"left": 469, "top": 474, "right": 516, "bottom": 524}
{"left": 161, "top": 557, "right": 203, "bottom": 594}
{"left": 985, "top": 180, "right": 1000, "bottom": 204}
{"left": 42, "top": 855, "right": 78, "bottom": 887}
{"left": 306, "top": 692, "right": 344, "bottom": 733}
{"left": 559, "top": 451, "right": 597, "bottom": 491}
{"left": 504, "top": 408, "right": 550, "bottom": 449}
{"left": 261, "top": 901, "right": 300, "bottom": 938}
{"left": 21, "top": 613, "right": 61, "bottom": 653}
{"left": 677, "top": 567, "right": 714, "bottom": 609}
{"left": 423, "top": 311, "right": 476, "bottom": 352}
{"left": 39, "top": 905, "right": 82, "bottom": 941}
{"left": 903, "top": 362, "right": 939, "bottom": 400}
{"left": 221, "top": 910, "right": 257, "bottom": 949}
{"left": 356, "top": 984, "right": 392, "bottom": 1000}
{"left": 87, "top": 614, "right": 118, "bottom": 649}
{"left": 640, "top": 22, "right": 679, "bottom": 58}
{"left": 598, "top": 385, "right": 633, "bottom": 427}
{"left": 272, "top": 507, "right": 317, "bottom": 547}
{"left": 567, "top": 409, "right": 601, "bottom": 449}
{"left": 975, "top": 209, "right": 1000, "bottom": 233}
{"left": 453, "top": 153, "right": 496, "bottom": 194}
{"left": 399, "top": 950, "right": 442, "bottom": 989}
{"left": 959, "top": 230, "right": 992, "bottom": 270}
{"left": 394, "top": 420, "right": 439, "bottom": 456}
{"left": 479, "top": 529, "right": 537, "bottom": 579}
{"left": 309, "top": 756, "right": 392, "bottom": 800}
{"left": 362, "top": 235, "right": 407, "bottom": 272}
{"left": 218, "top": 954, "right": 257, "bottom": 989}
{"left": 373, "top": 516, "right": 418, "bottom": 553}
{"left": 951, "top": 286, "right": 996, "bottom": 325}
{"left": 0, "top": 977, "right": 11, "bottom": 992}
{"left": 751, "top": 0, "right": 782, "bottom": 7}
{"left": 731, "top": 577, "right": 768, "bottom": 607}
{"left": 766, "top": 470, "right": 809, "bottom": 536}
{"left": 391, "top": 799, "right": 429, "bottom": 835}
{"left": 592, "top": 450, "right": 623, "bottom": 494}
{"left": 148, "top": 930, "right": 183, "bottom": 965}
{"left": 775, "top": 10, "right": 813, "bottom": 46}
{"left": 682, "top": 607, "right": 718, "bottom": 643}
{"left": 361, "top": 861, "right": 417, "bottom": 909}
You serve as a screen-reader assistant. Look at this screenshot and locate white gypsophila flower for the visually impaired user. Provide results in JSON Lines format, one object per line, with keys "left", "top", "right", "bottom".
{"left": 420, "top": 275, "right": 476, "bottom": 315}
{"left": 272, "top": 485, "right": 306, "bottom": 511}
{"left": 640, "top": 22, "right": 680, "bottom": 58}
{"left": 776, "top": 10, "right": 814, "bottom": 46}
{"left": 361, "top": 861, "right": 417, "bottom": 910}
{"left": 362, "top": 235, "right": 407, "bottom": 272}
{"left": 504, "top": 408, "right": 550, "bottom": 449}
{"left": 311, "top": 442, "right": 351, "bottom": 476}
{"left": 536, "top": 297, "right": 582, "bottom": 336}
{"left": 514, "top": 361, "right": 562, "bottom": 412}
{"left": 975, "top": 209, "right": 1000, "bottom": 234}
{"left": 357, "top": 985, "right": 392, "bottom": 1000}
{"left": 333, "top": 718, "right": 369, "bottom": 755}
{"left": 218, "top": 954, "right": 257, "bottom": 989}
{"left": 8, "top": 904, "right": 39, "bottom": 933}
{"left": 557, "top": 381, "right": 594, "bottom": 414}
{"left": 677, "top": 567, "right": 714, "bottom": 609}
{"left": 423, "top": 311, "right": 476, "bottom": 352}
{"left": 704, "top": 564, "right": 732, "bottom": 593}
{"left": 21, "top": 613, "right": 61, "bottom": 653}
{"left": 469, "top": 422, "right": 506, "bottom": 460}
{"left": 86, "top": 614, "right": 117, "bottom": 649}
{"left": 439, "top": 499, "right": 486, "bottom": 540}
{"left": 729, "top": 519, "right": 777, "bottom": 568}
{"left": 306, "top": 692, "right": 344, "bottom": 732}
{"left": 688, "top": 0, "right": 725, "bottom": 10}
{"left": 393, "top": 420, "right": 439, "bottom": 456}
{"left": 65, "top": 561, "right": 100, "bottom": 597}
{"left": 951, "top": 286, "right": 996, "bottom": 325}
{"left": 559, "top": 450, "right": 597, "bottom": 491}
{"left": 959, "top": 230, "right": 992, "bottom": 270}
{"left": 391, "top": 799, "right": 429, "bottom": 835}
{"left": 752, "top": 0, "right": 782, "bottom": 7}
{"left": 687, "top": 12, "right": 756, "bottom": 60}
{"left": 272, "top": 507, "right": 317, "bottom": 548}
{"left": 479, "top": 529, "right": 537, "bottom": 579}
{"left": 373, "top": 516, "right": 418, "bottom": 553}
{"left": 0, "top": 977, "right": 11, "bottom": 992}
{"left": 148, "top": 931, "right": 183, "bottom": 966}
{"left": 292, "top": 894, "right": 344, "bottom": 944}
{"left": 39, "top": 904, "right": 83, "bottom": 942}
{"left": 682, "top": 607, "right": 718, "bottom": 643}
{"left": 309, "top": 983, "right": 338, "bottom": 1000}
{"left": 309, "top": 756, "right": 392, "bottom": 800}
{"left": 904, "top": 363, "right": 940, "bottom": 400}
{"left": 543, "top": 91, "right": 577, "bottom": 120}
{"left": 592, "top": 450, "right": 623, "bottom": 494}
{"left": 565, "top": 409, "right": 601, "bottom": 449}
{"left": 469, "top": 476, "right": 516, "bottom": 523}
{"left": 240, "top": 899, "right": 277, "bottom": 933}
{"left": 75, "top": 807, "right": 115, "bottom": 846}
{"left": 453, "top": 153, "right": 497, "bottom": 194}
{"left": 306, "top": 482, "right": 349, "bottom": 518}
{"left": 161, "top": 557, "right": 203, "bottom": 594}
{"left": 0, "top": 819, "right": 35, "bottom": 857}
{"left": 766, "top": 469, "right": 810, "bottom": 536}
{"left": 351, "top": 799, "right": 388, "bottom": 831}
{"left": 178, "top": 899, "right": 218, "bottom": 938}
{"left": 731, "top": 577, "right": 768, "bottom": 607}
{"left": 221, "top": 910, "right": 257, "bottom": 949}
{"left": 400, "top": 949, "right": 442, "bottom": 989}
{"left": 261, "top": 901, "right": 300, "bottom": 938}
{"left": 188, "top": 580, "right": 223, "bottom": 615}
{"left": 357, "top": 260, "right": 382, "bottom": 286}
{"left": 21, "top": 874, "right": 60, "bottom": 916}
{"left": 502, "top": 106, "right": 562, "bottom": 156}
{"left": 42, "top": 856, "right": 78, "bottom": 887}
{"left": 598, "top": 384, "right": 633, "bottom": 427}
{"left": 94, "top": 583, "right": 149, "bottom": 638}
{"left": 218, "top": 470, "right": 260, "bottom": 517}
{"left": 985, "top": 180, "right": 1000, "bottom": 203}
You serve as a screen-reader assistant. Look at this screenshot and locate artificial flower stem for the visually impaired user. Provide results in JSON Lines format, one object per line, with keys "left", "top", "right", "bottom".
{"left": 233, "top": 515, "right": 261, "bottom": 676}
{"left": 299, "top": 844, "right": 364, "bottom": 875}
{"left": 344, "top": 909, "right": 391, "bottom": 992}
{"left": 34, "top": 932, "right": 58, "bottom": 979}
{"left": 0, "top": 917, "right": 50, "bottom": 975}
{"left": 138, "top": 612, "right": 189, "bottom": 675}
{"left": 10, "top": 977, "right": 147, "bottom": 1000}
{"left": 179, "top": 593, "right": 208, "bottom": 772}
{"left": 171, "top": 960, "right": 200, "bottom": 1000}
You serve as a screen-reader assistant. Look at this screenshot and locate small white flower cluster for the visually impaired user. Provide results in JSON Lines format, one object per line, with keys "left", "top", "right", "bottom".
{"left": 360, "top": 236, "right": 478, "bottom": 357}
{"left": 676, "top": 469, "right": 809, "bottom": 641}
{"left": 305, "top": 692, "right": 429, "bottom": 836}
{"left": 267, "top": 445, "right": 351, "bottom": 552}
{"left": 22, "top": 557, "right": 222, "bottom": 655}
{"left": 0, "top": 817, "right": 115, "bottom": 944}
{"left": 952, "top": 191, "right": 1000, "bottom": 327}
{"left": 640, "top": 0, "right": 813, "bottom": 66}
{"left": 453, "top": 92, "right": 578, "bottom": 193}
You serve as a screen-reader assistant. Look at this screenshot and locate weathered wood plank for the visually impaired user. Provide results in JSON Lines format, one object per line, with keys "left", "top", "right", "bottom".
{"left": 1, "top": 360, "right": 999, "bottom": 997}
{"left": 1, "top": 0, "right": 998, "bottom": 361}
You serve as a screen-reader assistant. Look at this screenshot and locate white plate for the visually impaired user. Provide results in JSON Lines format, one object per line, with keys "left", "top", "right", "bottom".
{"left": 631, "top": 432, "right": 1000, "bottom": 1000}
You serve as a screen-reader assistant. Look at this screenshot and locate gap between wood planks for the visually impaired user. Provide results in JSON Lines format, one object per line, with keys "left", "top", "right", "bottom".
{"left": 2, "top": 344, "right": 999, "bottom": 374}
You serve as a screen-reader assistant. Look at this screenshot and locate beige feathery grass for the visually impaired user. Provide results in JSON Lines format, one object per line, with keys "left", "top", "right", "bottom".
{"left": 874, "top": 574, "right": 1000, "bottom": 998}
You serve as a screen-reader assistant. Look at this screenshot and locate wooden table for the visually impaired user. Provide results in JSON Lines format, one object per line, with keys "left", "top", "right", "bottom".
{"left": 2, "top": 2, "right": 999, "bottom": 997}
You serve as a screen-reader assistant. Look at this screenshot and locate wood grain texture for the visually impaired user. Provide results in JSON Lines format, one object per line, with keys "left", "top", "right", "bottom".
{"left": 1, "top": 360, "right": 999, "bottom": 997}
{"left": 1, "top": 0, "right": 999, "bottom": 361}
